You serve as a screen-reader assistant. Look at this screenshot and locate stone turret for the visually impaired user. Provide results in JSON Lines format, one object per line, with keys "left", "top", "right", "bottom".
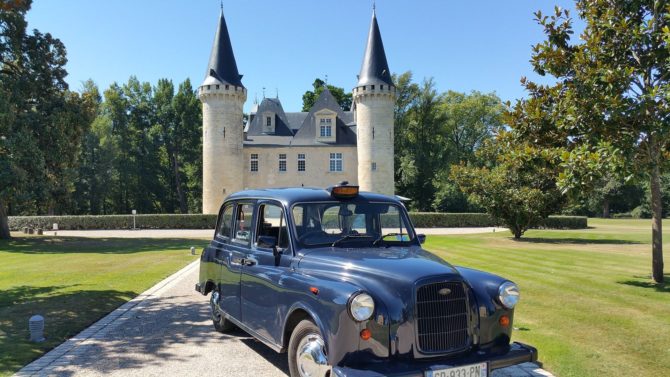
{"left": 199, "top": 8, "right": 247, "bottom": 214}
{"left": 353, "top": 8, "right": 395, "bottom": 195}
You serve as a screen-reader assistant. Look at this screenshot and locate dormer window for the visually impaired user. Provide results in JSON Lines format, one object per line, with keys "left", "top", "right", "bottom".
{"left": 319, "top": 119, "right": 332, "bottom": 138}
{"left": 262, "top": 112, "right": 275, "bottom": 133}
{"left": 315, "top": 110, "right": 336, "bottom": 142}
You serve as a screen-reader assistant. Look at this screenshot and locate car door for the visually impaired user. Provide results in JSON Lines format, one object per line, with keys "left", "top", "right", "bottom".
{"left": 241, "top": 200, "right": 294, "bottom": 344}
{"left": 217, "top": 201, "right": 255, "bottom": 321}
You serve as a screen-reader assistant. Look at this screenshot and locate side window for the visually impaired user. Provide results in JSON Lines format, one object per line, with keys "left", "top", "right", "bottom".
{"left": 256, "top": 203, "right": 289, "bottom": 249}
{"left": 233, "top": 203, "right": 254, "bottom": 244}
{"left": 216, "top": 204, "right": 234, "bottom": 239}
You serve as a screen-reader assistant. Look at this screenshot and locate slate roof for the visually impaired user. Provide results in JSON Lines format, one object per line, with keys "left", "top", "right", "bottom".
{"left": 246, "top": 98, "right": 294, "bottom": 137}
{"left": 204, "top": 9, "right": 244, "bottom": 87}
{"left": 244, "top": 89, "right": 357, "bottom": 147}
{"left": 292, "top": 88, "right": 357, "bottom": 146}
{"left": 357, "top": 9, "right": 393, "bottom": 87}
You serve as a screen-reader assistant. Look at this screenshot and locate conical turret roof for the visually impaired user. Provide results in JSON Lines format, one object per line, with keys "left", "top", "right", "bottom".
{"left": 357, "top": 9, "right": 393, "bottom": 87}
{"left": 204, "top": 8, "right": 243, "bottom": 88}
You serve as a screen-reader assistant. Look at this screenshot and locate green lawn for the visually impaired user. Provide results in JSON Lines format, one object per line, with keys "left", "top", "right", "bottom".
{"left": 0, "top": 235, "right": 207, "bottom": 376}
{"left": 424, "top": 218, "right": 670, "bottom": 377}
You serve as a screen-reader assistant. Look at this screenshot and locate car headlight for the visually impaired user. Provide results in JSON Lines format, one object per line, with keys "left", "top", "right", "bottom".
{"left": 349, "top": 292, "right": 374, "bottom": 321}
{"left": 498, "top": 282, "right": 520, "bottom": 309}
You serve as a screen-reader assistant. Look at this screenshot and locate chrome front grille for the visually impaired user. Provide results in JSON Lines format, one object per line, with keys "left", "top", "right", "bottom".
{"left": 416, "top": 281, "right": 469, "bottom": 353}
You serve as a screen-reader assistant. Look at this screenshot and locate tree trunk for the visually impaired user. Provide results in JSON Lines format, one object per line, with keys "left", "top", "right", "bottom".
{"left": 602, "top": 199, "right": 610, "bottom": 218}
{"left": 651, "top": 163, "right": 664, "bottom": 283}
{"left": 0, "top": 199, "right": 11, "bottom": 239}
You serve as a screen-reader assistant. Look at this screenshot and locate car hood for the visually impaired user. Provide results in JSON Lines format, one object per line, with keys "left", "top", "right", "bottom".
{"left": 297, "top": 245, "right": 462, "bottom": 287}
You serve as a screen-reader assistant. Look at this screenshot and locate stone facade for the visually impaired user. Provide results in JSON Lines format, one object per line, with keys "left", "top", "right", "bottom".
{"left": 243, "top": 146, "right": 358, "bottom": 189}
{"left": 199, "top": 8, "right": 394, "bottom": 214}
{"left": 353, "top": 85, "right": 396, "bottom": 196}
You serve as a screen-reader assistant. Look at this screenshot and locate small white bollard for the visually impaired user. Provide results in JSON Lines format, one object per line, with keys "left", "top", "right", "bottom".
{"left": 29, "top": 315, "right": 45, "bottom": 342}
{"left": 53, "top": 223, "right": 58, "bottom": 236}
{"left": 132, "top": 210, "right": 137, "bottom": 230}
{"left": 190, "top": 247, "right": 196, "bottom": 255}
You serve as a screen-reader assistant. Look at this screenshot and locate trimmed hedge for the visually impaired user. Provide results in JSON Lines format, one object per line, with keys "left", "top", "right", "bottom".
{"left": 409, "top": 213, "right": 496, "bottom": 228}
{"left": 8, "top": 213, "right": 588, "bottom": 230}
{"left": 536, "top": 215, "right": 588, "bottom": 230}
{"left": 8, "top": 214, "right": 218, "bottom": 231}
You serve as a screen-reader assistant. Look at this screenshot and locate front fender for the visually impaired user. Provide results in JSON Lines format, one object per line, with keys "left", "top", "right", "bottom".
{"left": 456, "top": 266, "right": 515, "bottom": 346}
{"left": 280, "top": 272, "right": 388, "bottom": 367}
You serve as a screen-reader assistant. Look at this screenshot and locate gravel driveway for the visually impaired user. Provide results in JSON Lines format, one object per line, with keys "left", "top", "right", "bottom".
{"left": 15, "top": 260, "right": 553, "bottom": 377}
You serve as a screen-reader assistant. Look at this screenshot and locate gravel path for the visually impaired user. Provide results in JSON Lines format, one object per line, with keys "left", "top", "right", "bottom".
{"left": 15, "top": 260, "right": 553, "bottom": 377}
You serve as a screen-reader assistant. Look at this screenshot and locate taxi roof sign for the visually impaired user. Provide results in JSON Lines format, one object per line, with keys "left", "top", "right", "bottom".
{"left": 327, "top": 182, "right": 359, "bottom": 198}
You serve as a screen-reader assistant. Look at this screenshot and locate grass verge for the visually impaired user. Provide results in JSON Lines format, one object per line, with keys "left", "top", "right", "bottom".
{"left": 424, "top": 218, "right": 670, "bottom": 377}
{"left": 0, "top": 235, "right": 207, "bottom": 376}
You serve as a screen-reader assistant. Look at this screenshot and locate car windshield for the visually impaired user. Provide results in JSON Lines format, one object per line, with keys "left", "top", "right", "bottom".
{"left": 292, "top": 201, "right": 414, "bottom": 248}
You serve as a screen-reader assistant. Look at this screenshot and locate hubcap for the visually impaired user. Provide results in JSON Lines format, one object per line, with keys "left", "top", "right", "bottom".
{"left": 210, "top": 291, "right": 221, "bottom": 321}
{"left": 296, "top": 333, "right": 329, "bottom": 377}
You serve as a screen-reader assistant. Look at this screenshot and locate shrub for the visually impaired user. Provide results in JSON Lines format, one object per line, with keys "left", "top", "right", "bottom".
{"left": 8, "top": 213, "right": 587, "bottom": 231}
{"left": 537, "top": 215, "right": 588, "bottom": 229}
{"left": 631, "top": 205, "right": 652, "bottom": 219}
{"left": 409, "top": 213, "right": 497, "bottom": 228}
{"left": 8, "top": 214, "right": 217, "bottom": 231}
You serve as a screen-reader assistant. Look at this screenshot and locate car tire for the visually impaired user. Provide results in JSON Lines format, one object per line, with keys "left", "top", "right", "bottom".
{"left": 210, "top": 289, "right": 235, "bottom": 333}
{"left": 288, "top": 319, "right": 330, "bottom": 377}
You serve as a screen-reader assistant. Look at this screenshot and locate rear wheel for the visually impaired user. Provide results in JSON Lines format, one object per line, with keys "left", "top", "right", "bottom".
{"left": 210, "top": 289, "right": 235, "bottom": 333}
{"left": 288, "top": 319, "right": 330, "bottom": 377}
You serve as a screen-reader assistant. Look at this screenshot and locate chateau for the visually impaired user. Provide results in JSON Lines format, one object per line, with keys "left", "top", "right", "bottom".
{"left": 199, "top": 7, "right": 396, "bottom": 214}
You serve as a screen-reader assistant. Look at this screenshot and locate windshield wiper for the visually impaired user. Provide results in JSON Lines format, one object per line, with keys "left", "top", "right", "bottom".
{"left": 372, "top": 232, "right": 404, "bottom": 247}
{"left": 331, "top": 234, "right": 372, "bottom": 247}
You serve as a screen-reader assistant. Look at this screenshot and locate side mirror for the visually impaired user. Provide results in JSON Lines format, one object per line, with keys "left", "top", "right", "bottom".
{"left": 417, "top": 234, "right": 426, "bottom": 244}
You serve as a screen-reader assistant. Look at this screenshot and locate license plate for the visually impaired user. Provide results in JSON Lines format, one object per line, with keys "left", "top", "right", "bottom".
{"left": 425, "top": 362, "right": 488, "bottom": 377}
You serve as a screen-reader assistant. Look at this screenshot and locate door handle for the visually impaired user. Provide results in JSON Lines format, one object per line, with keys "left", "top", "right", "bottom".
{"left": 242, "top": 258, "right": 257, "bottom": 266}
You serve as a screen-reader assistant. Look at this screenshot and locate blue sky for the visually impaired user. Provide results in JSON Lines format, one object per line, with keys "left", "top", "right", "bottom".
{"left": 26, "top": 0, "right": 581, "bottom": 112}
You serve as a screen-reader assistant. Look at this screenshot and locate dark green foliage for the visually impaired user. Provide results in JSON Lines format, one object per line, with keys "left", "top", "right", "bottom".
{"left": 0, "top": 0, "right": 96, "bottom": 238}
{"left": 71, "top": 77, "right": 202, "bottom": 215}
{"left": 451, "top": 133, "right": 565, "bottom": 239}
{"left": 537, "top": 215, "right": 588, "bottom": 230}
{"left": 8, "top": 214, "right": 217, "bottom": 230}
{"left": 511, "top": 1, "right": 670, "bottom": 282}
{"left": 409, "top": 213, "right": 497, "bottom": 228}
{"left": 8, "top": 213, "right": 586, "bottom": 231}
{"left": 301, "top": 78, "right": 352, "bottom": 111}
{"left": 391, "top": 72, "right": 503, "bottom": 212}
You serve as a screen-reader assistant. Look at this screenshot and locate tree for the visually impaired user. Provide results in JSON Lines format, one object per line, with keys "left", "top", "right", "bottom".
{"left": 301, "top": 78, "right": 352, "bottom": 111}
{"left": 396, "top": 78, "right": 445, "bottom": 210}
{"left": 433, "top": 91, "right": 504, "bottom": 211}
{"left": 511, "top": 2, "right": 670, "bottom": 282}
{"left": 1, "top": 0, "right": 91, "bottom": 238}
{"left": 451, "top": 133, "right": 564, "bottom": 238}
{"left": 392, "top": 71, "right": 420, "bottom": 191}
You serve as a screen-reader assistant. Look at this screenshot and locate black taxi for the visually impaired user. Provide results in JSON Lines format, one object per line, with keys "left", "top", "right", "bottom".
{"left": 196, "top": 183, "right": 537, "bottom": 377}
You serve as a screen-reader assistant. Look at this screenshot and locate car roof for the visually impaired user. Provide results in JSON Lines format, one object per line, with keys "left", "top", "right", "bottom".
{"left": 225, "top": 187, "right": 402, "bottom": 207}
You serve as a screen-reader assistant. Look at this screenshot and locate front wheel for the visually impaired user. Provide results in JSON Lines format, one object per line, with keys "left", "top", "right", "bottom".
{"left": 210, "top": 290, "right": 235, "bottom": 333}
{"left": 288, "top": 320, "right": 330, "bottom": 377}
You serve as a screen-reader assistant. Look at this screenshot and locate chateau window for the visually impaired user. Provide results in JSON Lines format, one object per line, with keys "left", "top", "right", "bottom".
{"left": 250, "top": 154, "right": 259, "bottom": 172}
{"left": 320, "top": 125, "right": 332, "bottom": 138}
{"left": 371, "top": 162, "right": 377, "bottom": 171}
{"left": 278, "top": 154, "right": 287, "bottom": 172}
{"left": 316, "top": 113, "right": 336, "bottom": 142}
{"left": 266, "top": 116, "right": 272, "bottom": 127}
{"left": 329, "top": 153, "right": 343, "bottom": 172}
{"left": 297, "top": 154, "right": 306, "bottom": 172}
